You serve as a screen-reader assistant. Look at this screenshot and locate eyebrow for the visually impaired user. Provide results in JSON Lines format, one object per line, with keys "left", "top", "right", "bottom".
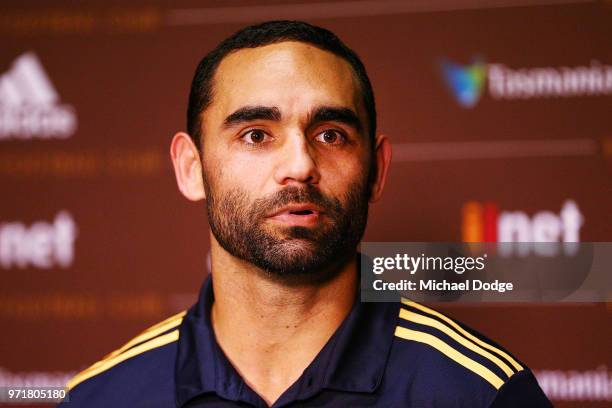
{"left": 309, "top": 106, "right": 363, "bottom": 133}
{"left": 223, "top": 106, "right": 281, "bottom": 128}
{"left": 221, "top": 104, "right": 363, "bottom": 134}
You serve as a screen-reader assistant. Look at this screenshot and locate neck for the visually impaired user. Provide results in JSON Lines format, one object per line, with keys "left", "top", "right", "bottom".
{"left": 209, "top": 237, "right": 358, "bottom": 406}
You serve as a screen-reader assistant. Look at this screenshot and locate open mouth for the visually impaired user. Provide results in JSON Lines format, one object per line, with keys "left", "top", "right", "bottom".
{"left": 267, "top": 204, "right": 323, "bottom": 227}
{"left": 290, "top": 209, "right": 314, "bottom": 216}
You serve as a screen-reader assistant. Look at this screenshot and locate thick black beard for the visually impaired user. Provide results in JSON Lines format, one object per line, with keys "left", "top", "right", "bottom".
{"left": 203, "top": 176, "right": 369, "bottom": 279}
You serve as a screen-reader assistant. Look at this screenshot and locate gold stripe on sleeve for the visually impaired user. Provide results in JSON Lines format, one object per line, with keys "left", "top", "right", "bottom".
{"left": 67, "top": 329, "right": 180, "bottom": 390}
{"left": 100, "top": 311, "right": 186, "bottom": 361}
{"left": 401, "top": 298, "right": 523, "bottom": 371}
{"left": 395, "top": 326, "right": 504, "bottom": 389}
{"left": 399, "top": 308, "right": 514, "bottom": 377}
{"left": 140, "top": 310, "right": 186, "bottom": 335}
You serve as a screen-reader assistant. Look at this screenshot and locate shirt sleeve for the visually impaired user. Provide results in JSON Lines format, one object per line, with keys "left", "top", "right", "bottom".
{"left": 489, "top": 369, "right": 553, "bottom": 408}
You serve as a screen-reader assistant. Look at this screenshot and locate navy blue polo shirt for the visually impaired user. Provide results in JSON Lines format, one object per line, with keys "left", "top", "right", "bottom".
{"left": 61, "top": 273, "right": 551, "bottom": 407}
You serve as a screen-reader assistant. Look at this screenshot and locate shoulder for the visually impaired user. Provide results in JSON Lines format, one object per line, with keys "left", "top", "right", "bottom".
{"left": 382, "top": 298, "right": 550, "bottom": 407}
{"left": 60, "top": 310, "right": 186, "bottom": 408}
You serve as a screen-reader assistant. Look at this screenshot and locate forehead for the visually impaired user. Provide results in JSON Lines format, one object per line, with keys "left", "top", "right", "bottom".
{"left": 208, "top": 41, "right": 363, "bottom": 119}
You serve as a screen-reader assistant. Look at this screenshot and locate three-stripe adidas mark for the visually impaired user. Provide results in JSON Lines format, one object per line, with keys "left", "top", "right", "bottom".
{"left": 395, "top": 298, "right": 523, "bottom": 390}
{"left": 0, "top": 52, "right": 77, "bottom": 140}
{"left": 66, "top": 310, "right": 185, "bottom": 390}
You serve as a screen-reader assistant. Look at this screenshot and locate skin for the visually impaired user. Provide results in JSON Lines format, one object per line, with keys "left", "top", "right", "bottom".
{"left": 170, "top": 41, "right": 392, "bottom": 406}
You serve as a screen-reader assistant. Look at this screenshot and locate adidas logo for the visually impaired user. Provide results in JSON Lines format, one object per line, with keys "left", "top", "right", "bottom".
{"left": 0, "top": 52, "right": 77, "bottom": 140}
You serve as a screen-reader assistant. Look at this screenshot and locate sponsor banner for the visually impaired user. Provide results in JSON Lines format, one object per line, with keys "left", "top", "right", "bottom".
{"left": 440, "top": 57, "right": 612, "bottom": 107}
{"left": 534, "top": 366, "right": 612, "bottom": 403}
{"left": 0, "top": 292, "right": 167, "bottom": 320}
{"left": 0, "top": 149, "right": 165, "bottom": 179}
{"left": 360, "top": 242, "right": 612, "bottom": 302}
{"left": 0, "top": 211, "right": 77, "bottom": 270}
{"left": 0, "top": 368, "right": 75, "bottom": 389}
{"left": 0, "top": 52, "right": 77, "bottom": 140}
{"left": 461, "top": 200, "right": 584, "bottom": 243}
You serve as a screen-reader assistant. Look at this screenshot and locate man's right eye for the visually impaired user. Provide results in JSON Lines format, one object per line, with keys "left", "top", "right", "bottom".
{"left": 241, "top": 129, "right": 270, "bottom": 144}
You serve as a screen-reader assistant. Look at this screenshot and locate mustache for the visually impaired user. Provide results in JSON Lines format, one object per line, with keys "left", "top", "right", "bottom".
{"left": 252, "top": 185, "right": 342, "bottom": 218}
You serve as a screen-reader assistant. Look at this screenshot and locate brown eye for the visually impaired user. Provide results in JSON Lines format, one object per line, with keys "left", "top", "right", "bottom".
{"left": 315, "top": 130, "right": 345, "bottom": 145}
{"left": 242, "top": 129, "right": 268, "bottom": 144}
{"left": 323, "top": 130, "right": 337, "bottom": 143}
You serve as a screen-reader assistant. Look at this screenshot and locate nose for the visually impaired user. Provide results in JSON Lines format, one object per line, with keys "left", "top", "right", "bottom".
{"left": 273, "top": 132, "right": 320, "bottom": 186}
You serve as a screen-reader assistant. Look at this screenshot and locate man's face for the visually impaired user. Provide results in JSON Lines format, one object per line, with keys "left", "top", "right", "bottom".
{"left": 199, "top": 41, "right": 373, "bottom": 276}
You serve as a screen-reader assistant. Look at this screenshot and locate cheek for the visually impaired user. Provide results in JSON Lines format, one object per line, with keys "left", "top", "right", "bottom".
{"left": 319, "top": 154, "right": 369, "bottom": 195}
{"left": 200, "top": 154, "right": 221, "bottom": 191}
{"left": 204, "top": 150, "right": 273, "bottom": 197}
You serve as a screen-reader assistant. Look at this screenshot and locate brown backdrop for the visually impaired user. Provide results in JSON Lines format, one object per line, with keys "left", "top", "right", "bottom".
{"left": 1, "top": 1, "right": 610, "bottom": 406}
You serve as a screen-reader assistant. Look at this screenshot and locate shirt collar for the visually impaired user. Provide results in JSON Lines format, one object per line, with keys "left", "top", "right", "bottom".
{"left": 174, "top": 263, "right": 399, "bottom": 407}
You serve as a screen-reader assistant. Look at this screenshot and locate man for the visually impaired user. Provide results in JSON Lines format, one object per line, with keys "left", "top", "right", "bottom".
{"left": 61, "top": 21, "right": 551, "bottom": 407}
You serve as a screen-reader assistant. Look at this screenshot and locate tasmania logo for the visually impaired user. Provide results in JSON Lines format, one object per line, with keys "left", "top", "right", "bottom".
{"left": 439, "top": 56, "right": 612, "bottom": 108}
{"left": 439, "top": 57, "right": 486, "bottom": 108}
{"left": 0, "top": 52, "right": 77, "bottom": 140}
{"left": 461, "top": 200, "right": 584, "bottom": 243}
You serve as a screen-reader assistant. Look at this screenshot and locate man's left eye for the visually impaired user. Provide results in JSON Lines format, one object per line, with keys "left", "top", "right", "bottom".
{"left": 241, "top": 129, "right": 270, "bottom": 144}
{"left": 315, "top": 130, "right": 345, "bottom": 145}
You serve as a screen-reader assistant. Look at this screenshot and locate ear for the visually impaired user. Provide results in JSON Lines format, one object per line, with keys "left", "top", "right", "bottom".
{"left": 170, "top": 132, "right": 206, "bottom": 201}
{"left": 369, "top": 134, "right": 392, "bottom": 203}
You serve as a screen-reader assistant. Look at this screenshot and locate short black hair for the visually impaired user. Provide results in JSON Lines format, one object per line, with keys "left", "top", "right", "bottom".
{"left": 187, "top": 20, "right": 377, "bottom": 150}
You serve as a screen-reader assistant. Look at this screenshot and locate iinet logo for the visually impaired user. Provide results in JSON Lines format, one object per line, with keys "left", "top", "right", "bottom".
{"left": 0, "top": 52, "right": 77, "bottom": 140}
{"left": 0, "top": 211, "right": 78, "bottom": 269}
{"left": 462, "top": 200, "right": 584, "bottom": 247}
